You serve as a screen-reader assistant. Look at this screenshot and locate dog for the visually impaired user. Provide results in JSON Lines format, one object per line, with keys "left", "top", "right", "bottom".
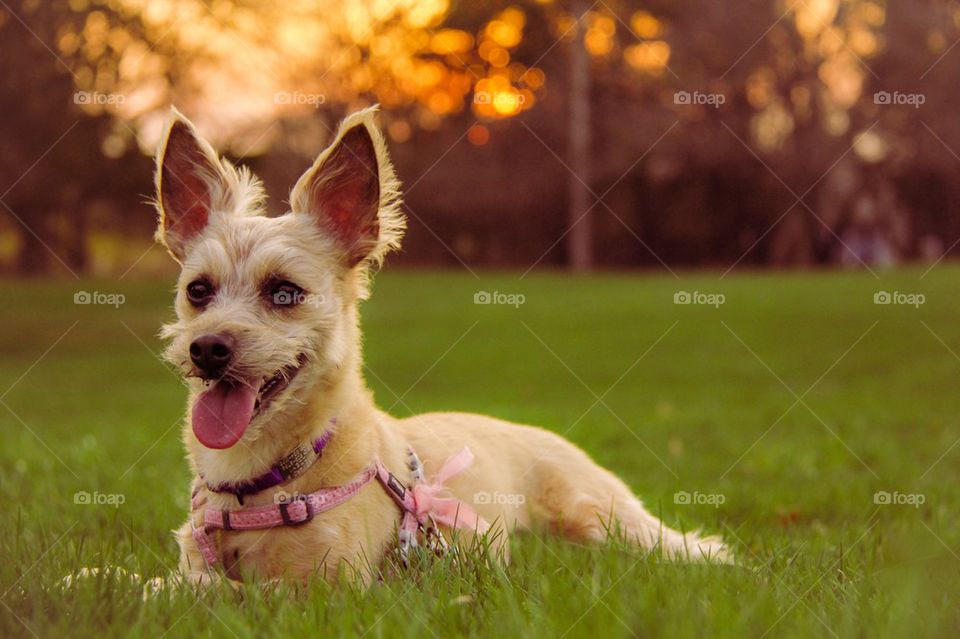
{"left": 155, "top": 106, "right": 730, "bottom": 586}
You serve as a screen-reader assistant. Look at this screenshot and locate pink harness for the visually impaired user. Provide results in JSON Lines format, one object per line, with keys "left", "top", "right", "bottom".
{"left": 190, "top": 447, "right": 489, "bottom": 569}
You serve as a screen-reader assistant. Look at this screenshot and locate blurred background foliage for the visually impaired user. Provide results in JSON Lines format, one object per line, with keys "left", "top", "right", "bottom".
{"left": 1, "top": 0, "right": 959, "bottom": 275}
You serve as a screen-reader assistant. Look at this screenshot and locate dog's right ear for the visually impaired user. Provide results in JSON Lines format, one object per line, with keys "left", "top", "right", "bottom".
{"left": 290, "top": 106, "right": 404, "bottom": 269}
{"left": 154, "top": 109, "right": 227, "bottom": 262}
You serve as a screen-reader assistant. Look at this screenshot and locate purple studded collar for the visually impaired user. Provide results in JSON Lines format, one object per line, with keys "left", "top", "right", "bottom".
{"left": 205, "top": 423, "right": 335, "bottom": 503}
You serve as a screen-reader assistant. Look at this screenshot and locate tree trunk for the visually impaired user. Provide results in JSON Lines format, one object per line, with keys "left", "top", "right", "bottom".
{"left": 16, "top": 221, "right": 49, "bottom": 275}
{"left": 65, "top": 202, "right": 89, "bottom": 274}
{"left": 566, "top": 0, "right": 592, "bottom": 271}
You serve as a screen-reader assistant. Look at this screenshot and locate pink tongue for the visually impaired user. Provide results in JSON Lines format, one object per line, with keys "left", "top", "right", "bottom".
{"left": 192, "top": 381, "right": 258, "bottom": 449}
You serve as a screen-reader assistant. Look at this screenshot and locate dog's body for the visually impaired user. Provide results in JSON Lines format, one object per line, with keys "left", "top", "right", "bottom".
{"left": 156, "top": 107, "right": 729, "bottom": 585}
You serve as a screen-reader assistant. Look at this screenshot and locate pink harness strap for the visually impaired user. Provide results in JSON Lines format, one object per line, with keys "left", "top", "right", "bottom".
{"left": 191, "top": 447, "right": 489, "bottom": 570}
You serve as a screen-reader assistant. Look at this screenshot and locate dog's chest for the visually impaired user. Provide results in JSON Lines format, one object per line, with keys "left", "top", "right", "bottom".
{"left": 216, "top": 493, "right": 398, "bottom": 581}
{"left": 217, "top": 523, "right": 350, "bottom": 581}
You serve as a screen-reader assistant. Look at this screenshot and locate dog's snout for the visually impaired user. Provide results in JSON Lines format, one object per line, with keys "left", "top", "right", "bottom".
{"left": 190, "top": 333, "right": 235, "bottom": 377}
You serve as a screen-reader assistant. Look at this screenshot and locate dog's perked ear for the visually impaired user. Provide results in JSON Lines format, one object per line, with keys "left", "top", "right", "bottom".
{"left": 154, "top": 109, "right": 230, "bottom": 262}
{"left": 290, "top": 107, "right": 404, "bottom": 267}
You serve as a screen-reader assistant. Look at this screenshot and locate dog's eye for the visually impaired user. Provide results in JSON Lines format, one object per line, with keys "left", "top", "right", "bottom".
{"left": 270, "top": 281, "right": 303, "bottom": 307}
{"left": 186, "top": 279, "right": 214, "bottom": 307}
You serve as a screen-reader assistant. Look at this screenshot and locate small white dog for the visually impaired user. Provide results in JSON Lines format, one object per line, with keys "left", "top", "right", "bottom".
{"left": 154, "top": 106, "right": 730, "bottom": 585}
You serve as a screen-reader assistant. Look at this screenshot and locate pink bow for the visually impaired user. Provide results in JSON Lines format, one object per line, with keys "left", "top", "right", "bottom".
{"left": 411, "top": 447, "right": 490, "bottom": 534}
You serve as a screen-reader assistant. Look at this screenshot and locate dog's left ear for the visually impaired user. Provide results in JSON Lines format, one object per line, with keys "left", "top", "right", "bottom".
{"left": 290, "top": 107, "right": 404, "bottom": 267}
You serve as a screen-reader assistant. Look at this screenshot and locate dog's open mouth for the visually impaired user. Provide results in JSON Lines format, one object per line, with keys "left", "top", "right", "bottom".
{"left": 254, "top": 353, "right": 308, "bottom": 414}
{"left": 192, "top": 354, "right": 307, "bottom": 450}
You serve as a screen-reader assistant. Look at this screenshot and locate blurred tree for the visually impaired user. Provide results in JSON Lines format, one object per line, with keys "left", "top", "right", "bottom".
{"left": 567, "top": 0, "right": 593, "bottom": 271}
{"left": 4, "top": 0, "right": 960, "bottom": 273}
{"left": 1, "top": 0, "right": 547, "bottom": 273}
{"left": 0, "top": 0, "right": 180, "bottom": 274}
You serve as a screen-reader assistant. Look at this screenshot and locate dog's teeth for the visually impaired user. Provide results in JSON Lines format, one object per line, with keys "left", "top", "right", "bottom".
{"left": 250, "top": 355, "right": 306, "bottom": 416}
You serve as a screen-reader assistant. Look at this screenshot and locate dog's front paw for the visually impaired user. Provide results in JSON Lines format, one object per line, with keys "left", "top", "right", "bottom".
{"left": 688, "top": 535, "right": 734, "bottom": 564}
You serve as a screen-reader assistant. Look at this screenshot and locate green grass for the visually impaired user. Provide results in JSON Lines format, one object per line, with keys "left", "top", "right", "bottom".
{"left": 1, "top": 266, "right": 959, "bottom": 637}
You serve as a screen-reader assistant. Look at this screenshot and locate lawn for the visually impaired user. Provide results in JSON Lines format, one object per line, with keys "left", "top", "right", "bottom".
{"left": 1, "top": 266, "right": 958, "bottom": 638}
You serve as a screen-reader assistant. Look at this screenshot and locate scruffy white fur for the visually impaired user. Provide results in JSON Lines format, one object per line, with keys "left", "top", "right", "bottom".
{"left": 155, "top": 106, "right": 730, "bottom": 585}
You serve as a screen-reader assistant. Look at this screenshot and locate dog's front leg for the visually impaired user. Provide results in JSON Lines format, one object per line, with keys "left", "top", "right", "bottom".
{"left": 173, "top": 519, "right": 243, "bottom": 590}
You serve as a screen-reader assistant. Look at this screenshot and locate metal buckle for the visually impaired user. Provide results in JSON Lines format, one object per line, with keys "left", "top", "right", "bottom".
{"left": 386, "top": 473, "right": 406, "bottom": 500}
{"left": 279, "top": 496, "right": 315, "bottom": 526}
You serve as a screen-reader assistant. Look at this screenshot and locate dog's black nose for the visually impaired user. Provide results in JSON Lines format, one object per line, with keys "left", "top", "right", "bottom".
{"left": 190, "top": 333, "right": 235, "bottom": 377}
